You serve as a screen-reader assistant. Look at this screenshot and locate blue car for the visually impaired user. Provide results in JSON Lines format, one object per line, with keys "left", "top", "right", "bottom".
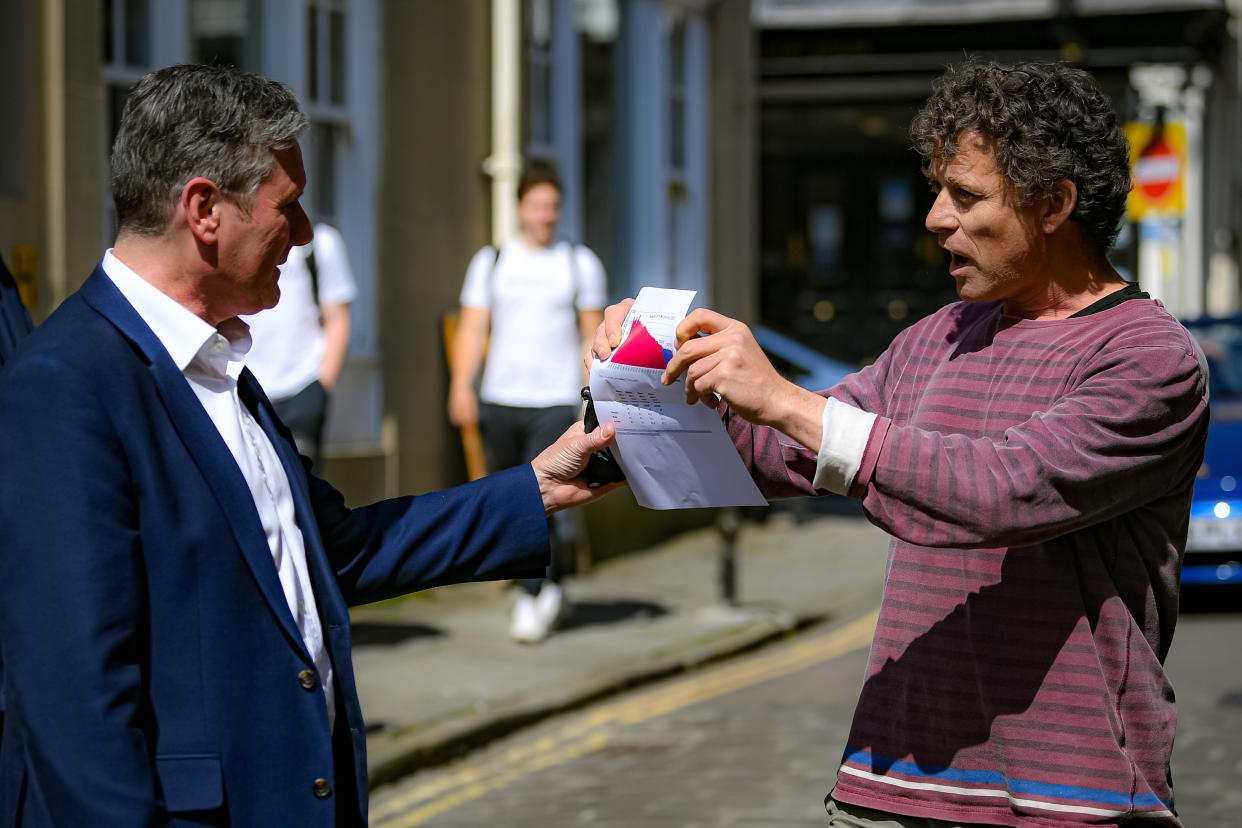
{"left": 753, "top": 326, "right": 857, "bottom": 392}
{"left": 1182, "top": 314, "right": 1242, "bottom": 587}
{"left": 750, "top": 326, "right": 862, "bottom": 519}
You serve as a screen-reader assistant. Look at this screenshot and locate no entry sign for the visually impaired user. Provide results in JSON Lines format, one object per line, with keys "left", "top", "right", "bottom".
{"left": 1125, "top": 119, "right": 1186, "bottom": 220}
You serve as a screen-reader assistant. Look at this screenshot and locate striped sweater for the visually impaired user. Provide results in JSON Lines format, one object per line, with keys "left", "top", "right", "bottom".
{"left": 726, "top": 298, "right": 1209, "bottom": 826}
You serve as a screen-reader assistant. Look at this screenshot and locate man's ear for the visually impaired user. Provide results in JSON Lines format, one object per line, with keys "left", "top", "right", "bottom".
{"left": 182, "top": 177, "right": 222, "bottom": 245}
{"left": 1041, "top": 179, "right": 1078, "bottom": 235}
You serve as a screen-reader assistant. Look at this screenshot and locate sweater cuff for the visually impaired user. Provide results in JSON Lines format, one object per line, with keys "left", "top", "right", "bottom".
{"left": 812, "top": 397, "right": 877, "bottom": 495}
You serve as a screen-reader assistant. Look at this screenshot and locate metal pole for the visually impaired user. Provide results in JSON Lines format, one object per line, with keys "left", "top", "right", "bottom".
{"left": 486, "top": 0, "right": 522, "bottom": 246}
{"left": 43, "top": 0, "right": 66, "bottom": 309}
{"left": 1180, "top": 65, "right": 1212, "bottom": 319}
{"left": 717, "top": 506, "right": 740, "bottom": 605}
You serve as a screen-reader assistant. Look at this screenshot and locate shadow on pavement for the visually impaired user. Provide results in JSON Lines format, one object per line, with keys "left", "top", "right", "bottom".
{"left": 558, "top": 599, "right": 669, "bottom": 632}
{"left": 350, "top": 621, "right": 446, "bottom": 646}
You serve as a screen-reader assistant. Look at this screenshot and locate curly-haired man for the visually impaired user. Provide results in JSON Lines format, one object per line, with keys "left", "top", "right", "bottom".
{"left": 595, "top": 59, "right": 1208, "bottom": 826}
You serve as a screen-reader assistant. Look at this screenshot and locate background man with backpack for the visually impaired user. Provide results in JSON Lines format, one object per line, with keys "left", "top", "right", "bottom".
{"left": 448, "top": 159, "right": 607, "bottom": 643}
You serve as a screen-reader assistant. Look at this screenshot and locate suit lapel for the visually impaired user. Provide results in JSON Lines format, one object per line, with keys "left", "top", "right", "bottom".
{"left": 237, "top": 370, "right": 358, "bottom": 720}
{"left": 80, "top": 268, "right": 312, "bottom": 659}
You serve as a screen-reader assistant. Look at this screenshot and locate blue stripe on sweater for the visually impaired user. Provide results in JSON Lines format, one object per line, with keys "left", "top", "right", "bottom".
{"left": 841, "top": 748, "right": 1172, "bottom": 809}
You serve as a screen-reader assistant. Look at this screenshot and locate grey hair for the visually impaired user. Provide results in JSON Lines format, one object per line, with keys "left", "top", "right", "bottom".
{"left": 111, "top": 63, "right": 308, "bottom": 236}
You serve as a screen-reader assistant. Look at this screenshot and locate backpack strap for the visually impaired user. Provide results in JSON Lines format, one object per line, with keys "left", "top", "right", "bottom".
{"left": 305, "top": 243, "right": 320, "bottom": 308}
{"left": 485, "top": 244, "right": 502, "bottom": 310}
{"left": 566, "top": 241, "right": 582, "bottom": 311}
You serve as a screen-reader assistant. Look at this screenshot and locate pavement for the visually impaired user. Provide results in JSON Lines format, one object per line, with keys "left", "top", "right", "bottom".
{"left": 350, "top": 504, "right": 892, "bottom": 791}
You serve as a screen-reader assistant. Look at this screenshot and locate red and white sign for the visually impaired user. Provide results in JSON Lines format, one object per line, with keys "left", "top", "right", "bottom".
{"left": 1125, "top": 120, "right": 1186, "bottom": 220}
{"left": 1134, "top": 137, "right": 1180, "bottom": 203}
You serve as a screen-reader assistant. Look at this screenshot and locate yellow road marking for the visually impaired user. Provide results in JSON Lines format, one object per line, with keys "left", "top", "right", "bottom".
{"left": 370, "top": 610, "right": 878, "bottom": 827}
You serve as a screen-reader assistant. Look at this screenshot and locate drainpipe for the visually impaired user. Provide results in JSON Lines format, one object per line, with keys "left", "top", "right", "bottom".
{"left": 484, "top": 0, "right": 522, "bottom": 246}
{"left": 1180, "top": 65, "right": 1211, "bottom": 319}
{"left": 44, "top": 0, "right": 66, "bottom": 307}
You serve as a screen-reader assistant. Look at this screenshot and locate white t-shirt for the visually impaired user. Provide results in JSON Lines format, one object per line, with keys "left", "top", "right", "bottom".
{"left": 460, "top": 237, "right": 606, "bottom": 407}
{"left": 242, "top": 223, "right": 358, "bottom": 400}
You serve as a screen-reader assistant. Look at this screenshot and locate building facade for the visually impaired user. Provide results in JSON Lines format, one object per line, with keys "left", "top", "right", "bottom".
{"left": 752, "top": 0, "right": 1241, "bottom": 367}
{"left": 0, "top": 0, "right": 755, "bottom": 523}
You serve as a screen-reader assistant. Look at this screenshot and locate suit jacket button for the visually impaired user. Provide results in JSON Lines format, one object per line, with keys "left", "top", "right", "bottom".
{"left": 313, "top": 778, "right": 332, "bottom": 798}
{"left": 298, "top": 669, "right": 318, "bottom": 691}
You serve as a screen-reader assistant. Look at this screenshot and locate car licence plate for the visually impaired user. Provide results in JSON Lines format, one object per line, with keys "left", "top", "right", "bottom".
{"left": 1186, "top": 516, "right": 1242, "bottom": 551}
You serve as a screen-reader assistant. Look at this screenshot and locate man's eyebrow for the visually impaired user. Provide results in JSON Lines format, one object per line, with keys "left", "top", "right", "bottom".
{"left": 941, "top": 171, "right": 987, "bottom": 191}
{"left": 925, "top": 168, "right": 958, "bottom": 188}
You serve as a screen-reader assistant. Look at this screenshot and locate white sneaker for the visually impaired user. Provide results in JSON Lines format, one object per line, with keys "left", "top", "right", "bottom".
{"left": 534, "top": 582, "right": 566, "bottom": 631}
{"left": 510, "top": 593, "right": 549, "bottom": 644}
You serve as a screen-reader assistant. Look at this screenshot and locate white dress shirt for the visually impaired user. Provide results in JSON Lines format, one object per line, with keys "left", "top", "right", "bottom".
{"left": 102, "top": 250, "right": 335, "bottom": 729}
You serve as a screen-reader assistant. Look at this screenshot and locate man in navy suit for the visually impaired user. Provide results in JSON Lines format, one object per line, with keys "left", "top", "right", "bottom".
{"left": 0, "top": 64, "right": 618, "bottom": 827}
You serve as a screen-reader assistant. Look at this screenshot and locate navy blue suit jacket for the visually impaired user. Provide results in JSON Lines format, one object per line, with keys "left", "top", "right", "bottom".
{"left": 0, "top": 255, "right": 33, "bottom": 753}
{"left": 0, "top": 267, "right": 549, "bottom": 826}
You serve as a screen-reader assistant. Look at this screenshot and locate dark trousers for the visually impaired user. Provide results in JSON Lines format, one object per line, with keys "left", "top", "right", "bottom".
{"left": 826, "top": 798, "right": 1002, "bottom": 827}
{"left": 824, "top": 797, "right": 1168, "bottom": 827}
{"left": 272, "top": 380, "right": 328, "bottom": 471}
{"left": 478, "top": 402, "right": 578, "bottom": 595}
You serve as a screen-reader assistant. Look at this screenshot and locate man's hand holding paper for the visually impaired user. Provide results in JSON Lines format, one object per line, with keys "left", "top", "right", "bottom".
{"left": 592, "top": 300, "right": 830, "bottom": 467}
{"left": 662, "top": 308, "right": 828, "bottom": 457}
{"left": 532, "top": 419, "right": 625, "bottom": 514}
{"left": 591, "top": 298, "right": 634, "bottom": 360}
{"left": 587, "top": 289, "right": 766, "bottom": 510}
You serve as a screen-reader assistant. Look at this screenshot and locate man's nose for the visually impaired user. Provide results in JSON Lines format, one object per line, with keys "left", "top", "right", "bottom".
{"left": 291, "top": 205, "right": 314, "bottom": 246}
{"left": 924, "top": 190, "right": 956, "bottom": 234}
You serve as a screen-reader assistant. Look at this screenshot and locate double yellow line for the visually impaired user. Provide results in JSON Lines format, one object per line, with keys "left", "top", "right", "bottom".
{"left": 370, "top": 610, "right": 878, "bottom": 828}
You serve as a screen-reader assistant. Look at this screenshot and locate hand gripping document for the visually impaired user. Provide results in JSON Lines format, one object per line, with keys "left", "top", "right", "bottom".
{"left": 587, "top": 288, "right": 767, "bottom": 510}
{"left": 579, "top": 385, "right": 626, "bottom": 488}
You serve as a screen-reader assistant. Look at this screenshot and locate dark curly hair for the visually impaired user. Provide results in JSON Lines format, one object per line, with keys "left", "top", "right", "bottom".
{"left": 909, "top": 59, "right": 1132, "bottom": 254}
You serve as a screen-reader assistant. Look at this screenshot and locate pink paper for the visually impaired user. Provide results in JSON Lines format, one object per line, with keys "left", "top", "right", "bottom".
{"left": 610, "top": 321, "right": 669, "bottom": 369}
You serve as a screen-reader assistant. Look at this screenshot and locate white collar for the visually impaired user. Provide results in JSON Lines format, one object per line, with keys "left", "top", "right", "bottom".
{"left": 102, "top": 249, "right": 252, "bottom": 375}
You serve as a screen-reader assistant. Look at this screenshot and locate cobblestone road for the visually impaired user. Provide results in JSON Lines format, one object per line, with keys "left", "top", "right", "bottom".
{"left": 371, "top": 591, "right": 1242, "bottom": 827}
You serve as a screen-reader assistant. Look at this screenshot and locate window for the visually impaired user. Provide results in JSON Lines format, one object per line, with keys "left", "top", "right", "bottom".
{"left": 526, "top": 0, "right": 554, "bottom": 156}
{"left": 667, "top": 19, "right": 686, "bottom": 173}
{"left": 665, "top": 17, "right": 690, "bottom": 290}
{"left": 309, "top": 121, "right": 340, "bottom": 223}
{"left": 189, "top": 0, "right": 261, "bottom": 72}
{"left": 101, "top": 0, "right": 155, "bottom": 240}
{"left": 101, "top": 0, "right": 152, "bottom": 68}
{"left": 101, "top": 0, "right": 153, "bottom": 145}
{"left": 0, "top": 0, "right": 26, "bottom": 198}
{"left": 580, "top": 0, "right": 619, "bottom": 284}
{"left": 305, "top": 0, "right": 349, "bottom": 223}
{"left": 307, "top": 1, "right": 348, "bottom": 108}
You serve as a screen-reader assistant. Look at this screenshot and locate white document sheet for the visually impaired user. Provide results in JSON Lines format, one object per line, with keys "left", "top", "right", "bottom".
{"left": 588, "top": 287, "right": 767, "bottom": 510}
